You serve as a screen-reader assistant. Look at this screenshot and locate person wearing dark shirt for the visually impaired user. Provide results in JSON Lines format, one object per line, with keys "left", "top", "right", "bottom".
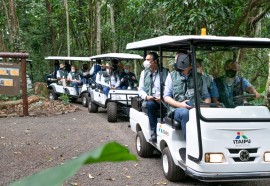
{"left": 120, "top": 65, "right": 138, "bottom": 90}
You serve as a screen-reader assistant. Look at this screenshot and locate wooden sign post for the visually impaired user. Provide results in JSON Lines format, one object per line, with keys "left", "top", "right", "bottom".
{"left": 0, "top": 52, "right": 29, "bottom": 116}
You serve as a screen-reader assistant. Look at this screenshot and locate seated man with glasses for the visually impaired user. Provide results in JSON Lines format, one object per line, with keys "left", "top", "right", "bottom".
{"left": 138, "top": 52, "right": 169, "bottom": 143}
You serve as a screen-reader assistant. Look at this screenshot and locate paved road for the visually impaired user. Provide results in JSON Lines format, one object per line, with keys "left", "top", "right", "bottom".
{"left": 1, "top": 104, "right": 270, "bottom": 186}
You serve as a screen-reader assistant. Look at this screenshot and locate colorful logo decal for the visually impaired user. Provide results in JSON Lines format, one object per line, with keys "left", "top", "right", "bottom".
{"left": 158, "top": 124, "right": 169, "bottom": 136}
{"left": 233, "top": 132, "right": 251, "bottom": 145}
{"left": 235, "top": 132, "right": 248, "bottom": 140}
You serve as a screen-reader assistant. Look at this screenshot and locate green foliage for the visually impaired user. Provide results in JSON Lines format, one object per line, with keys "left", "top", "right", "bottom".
{"left": 0, "top": 94, "right": 21, "bottom": 101}
{"left": 10, "top": 141, "right": 137, "bottom": 186}
{"left": 59, "top": 93, "right": 70, "bottom": 105}
{"left": 1, "top": 0, "right": 269, "bottom": 87}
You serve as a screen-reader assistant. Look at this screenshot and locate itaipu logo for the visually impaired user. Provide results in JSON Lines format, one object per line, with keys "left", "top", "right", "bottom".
{"left": 158, "top": 124, "right": 169, "bottom": 136}
{"left": 233, "top": 132, "right": 251, "bottom": 145}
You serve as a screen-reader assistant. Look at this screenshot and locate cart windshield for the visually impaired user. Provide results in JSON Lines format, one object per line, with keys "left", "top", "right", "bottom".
{"left": 195, "top": 45, "right": 270, "bottom": 121}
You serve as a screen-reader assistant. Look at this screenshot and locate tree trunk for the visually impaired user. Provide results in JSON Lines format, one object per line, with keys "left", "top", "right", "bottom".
{"left": 96, "top": 0, "right": 101, "bottom": 54}
{"left": 2, "top": 0, "right": 12, "bottom": 45}
{"left": 8, "top": 0, "right": 19, "bottom": 50}
{"left": 45, "top": 0, "right": 57, "bottom": 55}
{"left": 0, "top": 29, "right": 7, "bottom": 51}
{"left": 110, "top": 4, "right": 116, "bottom": 52}
{"left": 64, "top": 0, "right": 70, "bottom": 56}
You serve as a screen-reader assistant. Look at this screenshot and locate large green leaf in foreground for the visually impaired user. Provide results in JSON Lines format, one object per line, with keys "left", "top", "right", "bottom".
{"left": 10, "top": 141, "right": 137, "bottom": 186}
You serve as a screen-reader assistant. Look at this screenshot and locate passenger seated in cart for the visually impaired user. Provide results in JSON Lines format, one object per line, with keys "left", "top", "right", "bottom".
{"left": 164, "top": 53, "right": 211, "bottom": 140}
{"left": 56, "top": 63, "right": 68, "bottom": 88}
{"left": 46, "top": 60, "right": 60, "bottom": 85}
{"left": 138, "top": 52, "right": 169, "bottom": 143}
{"left": 213, "top": 59, "right": 260, "bottom": 108}
{"left": 120, "top": 65, "right": 138, "bottom": 90}
{"left": 96, "top": 64, "right": 120, "bottom": 97}
{"left": 196, "top": 58, "right": 219, "bottom": 101}
{"left": 89, "top": 59, "right": 102, "bottom": 83}
{"left": 67, "top": 65, "right": 82, "bottom": 95}
{"left": 95, "top": 64, "right": 107, "bottom": 86}
{"left": 80, "top": 63, "right": 90, "bottom": 84}
{"left": 112, "top": 58, "right": 120, "bottom": 71}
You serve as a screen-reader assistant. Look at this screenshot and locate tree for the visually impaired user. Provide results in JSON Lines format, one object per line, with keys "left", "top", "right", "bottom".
{"left": 96, "top": 0, "right": 101, "bottom": 54}
{"left": 64, "top": 0, "right": 70, "bottom": 56}
{"left": 110, "top": 3, "right": 116, "bottom": 52}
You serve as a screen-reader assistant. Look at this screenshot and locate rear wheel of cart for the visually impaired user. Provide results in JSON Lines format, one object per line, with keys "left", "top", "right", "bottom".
{"left": 88, "top": 100, "right": 98, "bottom": 113}
{"left": 107, "top": 102, "right": 118, "bottom": 122}
{"left": 81, "top": 93, "right": 89, "bottom": 107}
{"left": 136, "top": 131, "right": 154, "bottom": 158}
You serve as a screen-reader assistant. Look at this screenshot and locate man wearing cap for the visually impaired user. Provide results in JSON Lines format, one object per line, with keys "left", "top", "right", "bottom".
{"left": 213, "top": 59, "right": 260, "bottom": 108}
{"left": 164, "top": 53, "right": 211, "bottom": 140}
{"left": 56, "top": 63, "right": 68, "bottom": 88}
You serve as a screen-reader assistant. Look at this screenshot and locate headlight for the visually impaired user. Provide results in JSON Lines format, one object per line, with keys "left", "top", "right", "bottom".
{"left": 264, "top": 152, "right": 270, "bottom": 162}
{"left": 205, "top": 153, "right": 225, "bottom": 163}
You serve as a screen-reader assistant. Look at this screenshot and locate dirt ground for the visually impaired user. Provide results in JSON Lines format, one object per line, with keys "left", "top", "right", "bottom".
{"left": 1, "top": 104, "right": 270, "bottom": 186}
{"left": 0, "top": 105, "right": 166, "bottom": 186}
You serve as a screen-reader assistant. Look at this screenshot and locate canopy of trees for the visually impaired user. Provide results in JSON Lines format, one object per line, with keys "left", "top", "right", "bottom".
{"left": 0, "top": 0, "right": 269, "bottom": 84}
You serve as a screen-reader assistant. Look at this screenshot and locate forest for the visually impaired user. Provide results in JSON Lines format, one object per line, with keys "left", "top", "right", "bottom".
{"left": 0, "top": 0, "right": 270, "bottom": 89}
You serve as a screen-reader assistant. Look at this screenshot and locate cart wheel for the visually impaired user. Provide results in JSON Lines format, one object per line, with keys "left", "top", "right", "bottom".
{"left": 107, "top": 102, "right": 117, "bottom": 122}
{"left": 136, "top": 131, "right": 154, "bottom": 158}
{"left": 162, "top": 147, "right": 185, "bottom": 182}
{"left": 82, "top": 93, "right": 89, "bottom": 107}
{"left": 48, "top": 89, "right": 58, "bottom": 100}
{"left": 88, "top": 100, "right": 98, "bottom": 113}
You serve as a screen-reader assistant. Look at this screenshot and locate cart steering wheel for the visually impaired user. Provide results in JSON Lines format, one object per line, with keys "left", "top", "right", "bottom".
{"left": 232, "top": 94, "right": 256, "bottom": 106}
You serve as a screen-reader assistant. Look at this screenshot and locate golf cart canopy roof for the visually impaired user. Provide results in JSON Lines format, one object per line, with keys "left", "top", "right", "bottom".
{"left": 45, "top": 56, "right": 91, "bottom": 61}
{"left": 89, "top": 53, "right": 143, "bottom": 61}
{"left": 126, "top": 35, "right": 270, "bottom": 51}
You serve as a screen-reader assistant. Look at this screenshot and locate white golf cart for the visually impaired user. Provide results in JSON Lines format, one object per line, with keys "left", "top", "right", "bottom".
{"left": 127, "top": 35, "right": 270, "bottom": 182}
{"left": 45, "top": 56, "right": 92, "bottom": 107}
{"left": 88, "top": 53, "right": 143, "bottom": 122}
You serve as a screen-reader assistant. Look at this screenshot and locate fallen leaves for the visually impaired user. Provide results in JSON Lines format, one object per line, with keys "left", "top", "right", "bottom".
{"left": 88, "top": 174, "right": 94, "bottom": 179}
{"left": 0, "top": 96, "right": 79, "bottom": 118}
{"left": 105, "top": 177, "right": 116, "bottom": 181}
{"left": 125, "top": 175, "right": 132, "bottom": 179}
{"left": 155, "top": 180, "right": 167, "bottom": 185}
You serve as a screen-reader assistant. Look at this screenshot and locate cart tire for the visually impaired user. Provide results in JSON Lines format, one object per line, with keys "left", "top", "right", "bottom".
{"left": 162, "top": 147, "right": 185, "bottom": 182}
{"left": 88, "top": 100, "right": 98, "bottom": 113}
{"left": 107, "top": 102, "right": 118, "bottom": 122}
{"left": 82, "top": 93, "right": 89, "bottom": 107}
{"left": 48, "top": 89, "right": 58, "bottom": 100}
{"left": 136, "top": 131, "right": 154, "bottom": 157}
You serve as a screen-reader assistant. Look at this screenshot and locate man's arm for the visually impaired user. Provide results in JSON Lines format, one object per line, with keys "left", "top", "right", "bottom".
{"left": 246, "top": 86, "right": 260, "bottom": 98}
{"left": 138, "top": 70, "right": 147, "bottom": 99}
{"left": 115, "top": 75, "right": 121, "bottom": 88}
{"left": 243, "top": 78, "right": 260, "bottom": 98}
{"left": 56, "top": 71, "right": 61, "bottom": 79}
{"left": 89, "top": 65, "right": 95, "bottom": 75}
{"left": 200, "top": 76, "right": 211, "bottom": 103}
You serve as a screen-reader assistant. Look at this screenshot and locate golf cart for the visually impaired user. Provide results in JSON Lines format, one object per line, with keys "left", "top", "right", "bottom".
{"left": 45, "top": 56, "right": 92, "bottom": 106}
{"left": 88, "top": 53, "right": 143, "bottom": 122}
{"left": 127, "top": 35, "right": 270, "bottom": 182}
